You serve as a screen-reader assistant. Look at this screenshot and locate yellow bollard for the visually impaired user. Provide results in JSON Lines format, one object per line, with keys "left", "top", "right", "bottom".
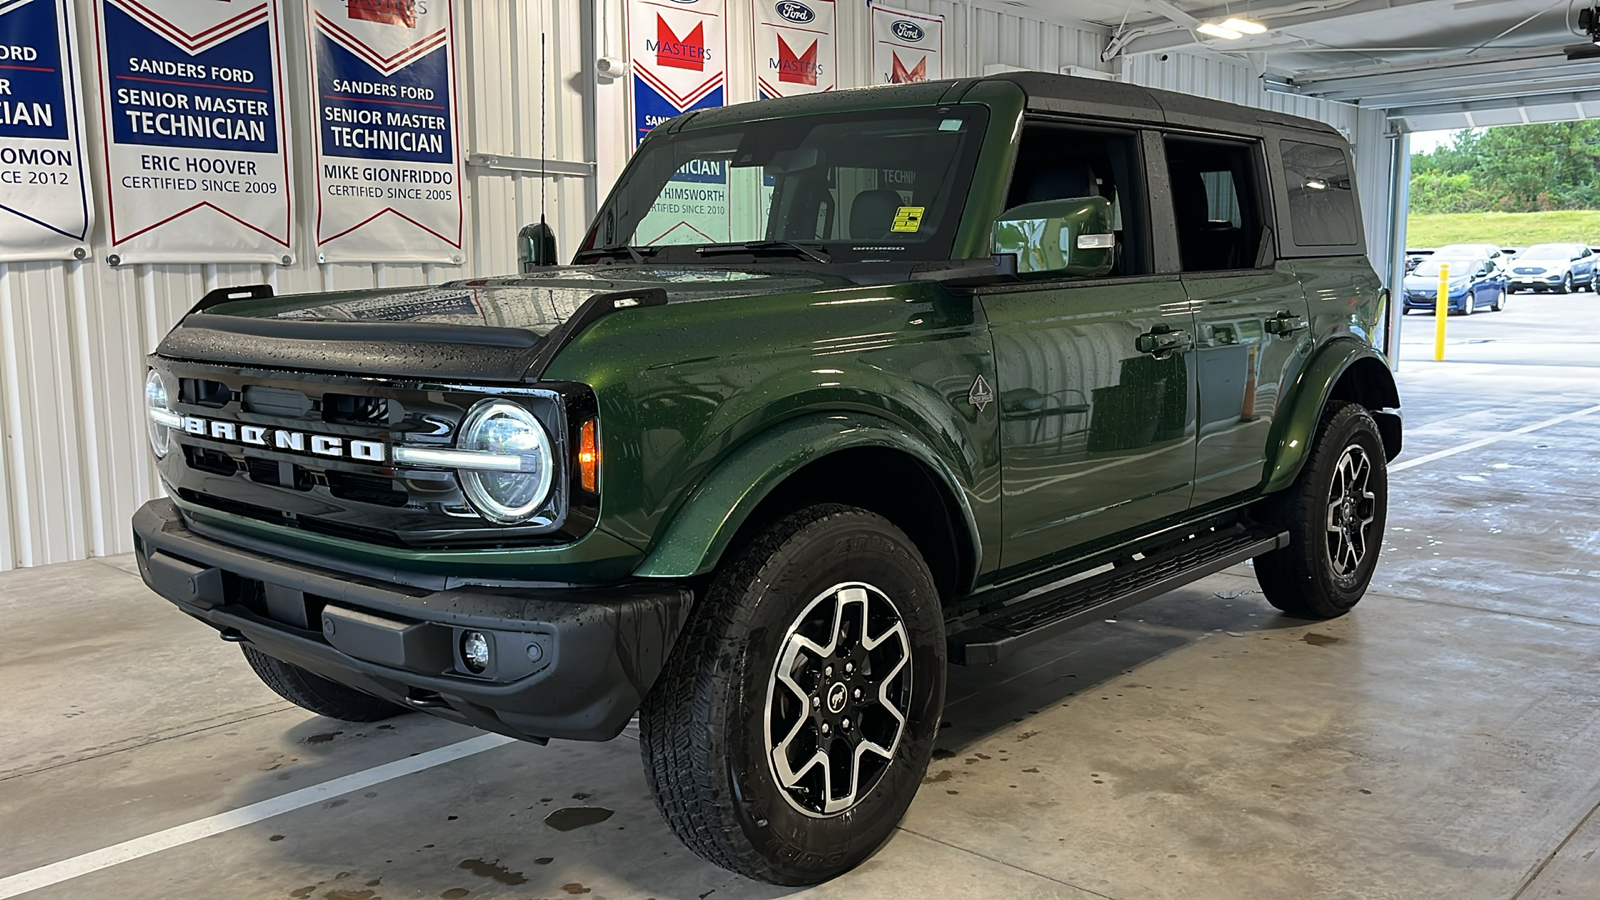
{"left": 1434, "top": 262, "right": 1449, "bottom": 361}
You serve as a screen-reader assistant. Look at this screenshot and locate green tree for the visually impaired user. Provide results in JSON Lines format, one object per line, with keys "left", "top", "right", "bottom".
{"left": 1410, "top": 121, "right": 1600, "bottom": 213}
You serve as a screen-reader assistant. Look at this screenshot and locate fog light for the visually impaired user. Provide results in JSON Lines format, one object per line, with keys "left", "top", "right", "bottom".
{"left": 461, "top": 630, "right": 491, "bottom": 674}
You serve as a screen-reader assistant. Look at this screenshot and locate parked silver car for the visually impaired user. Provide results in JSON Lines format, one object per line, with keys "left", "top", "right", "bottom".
{"left": 1508, "top": 243, "right": 1597, "bottom": 294}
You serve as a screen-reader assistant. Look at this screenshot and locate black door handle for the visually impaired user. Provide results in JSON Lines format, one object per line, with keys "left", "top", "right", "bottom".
{"left": 1265, "top": 311, "right": 1309, "bottom": 336}
{"left": 1135, "top": 326, "right": 1193, "bottom": 357}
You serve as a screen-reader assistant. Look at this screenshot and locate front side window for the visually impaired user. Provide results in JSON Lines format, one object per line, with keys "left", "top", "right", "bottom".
{"left": 1002, "top": 122, "right": 1149, "bottom": 276}
{"left": 582, "top": 107, "right": 989, "bottom": 264}
{"left": 1281, "top": 140, "right": 1359, "bottom": 248}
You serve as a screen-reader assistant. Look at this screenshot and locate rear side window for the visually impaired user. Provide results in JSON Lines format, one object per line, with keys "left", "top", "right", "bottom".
{"left": 1281, "top": 140, "right": 1359, "bottom": 248}
{"left": 1163, "top": 135, "right": 1267, "bottom": 272}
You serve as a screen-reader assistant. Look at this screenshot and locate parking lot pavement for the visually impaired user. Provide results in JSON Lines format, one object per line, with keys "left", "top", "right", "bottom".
{"left": 3, "top": 292, "right": 1599, "bottom": 900}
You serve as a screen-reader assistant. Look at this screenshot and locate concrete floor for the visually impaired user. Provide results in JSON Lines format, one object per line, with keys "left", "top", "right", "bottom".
{"left": 4, "top": 292, "right": 1600, "bottom": 900}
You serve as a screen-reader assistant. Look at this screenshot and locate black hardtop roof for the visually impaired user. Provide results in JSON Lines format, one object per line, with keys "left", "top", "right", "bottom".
{"left": 675, "top": 72, "right": 1347, "bottom": 146}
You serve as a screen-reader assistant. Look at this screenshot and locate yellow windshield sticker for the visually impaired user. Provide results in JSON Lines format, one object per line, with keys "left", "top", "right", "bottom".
{"left": 891, "top": 207, "right": 925, "bottom": 233}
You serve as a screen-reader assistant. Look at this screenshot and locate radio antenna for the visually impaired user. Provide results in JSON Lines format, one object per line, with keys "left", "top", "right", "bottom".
{"left": 540, "top": 30, "right": 548, "bottom": 229}
{"left": 519, "top": 29, "right": 558, "bottom": 270}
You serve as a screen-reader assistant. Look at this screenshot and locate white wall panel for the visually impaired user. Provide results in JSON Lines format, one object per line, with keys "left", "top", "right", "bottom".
{"left": 2, "top": 3, "right": 1392, "bottom": 569}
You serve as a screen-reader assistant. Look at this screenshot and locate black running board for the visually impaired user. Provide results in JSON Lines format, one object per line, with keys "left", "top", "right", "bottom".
{"left": 948, "top": 525, "right": 1289, "bottom": 666}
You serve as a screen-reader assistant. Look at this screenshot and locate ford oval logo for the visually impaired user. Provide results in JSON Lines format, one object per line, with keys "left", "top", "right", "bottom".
{"left": 776, "top": 1, "right": 815, "bottom": 23}
{"left": 892, "top": 20, "right": 925, "bottom": 42}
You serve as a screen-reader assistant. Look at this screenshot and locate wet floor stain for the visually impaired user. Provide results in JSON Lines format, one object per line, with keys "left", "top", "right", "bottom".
{"left": 1015, "top": 731, "right": 1040, "bottom": 741}
{"left": 1302, "top": 633, "right": 1342, "bottom": 647}
{"left": 931, "top": 748, "right": 956, "bottom": 760}
{"left": 324, "top": 891, "right": 379, "bottom": 900}
{"left": 561, "top": 884, "right": 591, "bottom": 895}
{"left": 269, "top": 834, "right": 285, "bottom": 842}
{"left": 303, "top": 731, "right": 343, "bottom": 744}
{"left": 440, "top": 890, "right": 470, "bottom": 899}
{"left": 290, "top": 888, "right": 315, "bottom": 899}
{"left": 534, "top": 857, "right": 554, "bottom": 865}
{"left": 544, "top": 806, "right": 615, "bottom": 831}
{"left": 923, "top": 769, "right": 953, "bottom": 784}
{"left": 458, "top": 858, "right": 529, "bottom": 885}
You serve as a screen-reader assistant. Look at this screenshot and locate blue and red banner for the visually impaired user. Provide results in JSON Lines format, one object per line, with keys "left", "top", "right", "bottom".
{"left": 871, "top": 4, "right": 943, "bottom": 85}
{"left": 307, "top": 0, "right": 463, "bottom": 263}
{"left": 753, "top": 0, "right": 834, "bottom": 100}
{"left": 92, "top": 0, "right": 293, "bottom": 263}
{"left": 0, "top": 0, "right": 92, "bottom": 261}
{"left": 628, "top": 0, "right": 726, "bottom": 148}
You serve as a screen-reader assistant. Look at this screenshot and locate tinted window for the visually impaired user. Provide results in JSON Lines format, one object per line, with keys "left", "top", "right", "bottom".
{"left": 1004, "top": 123, "right": 1149, "bottom": 276}
{"left": 1281, "top": 140, "right": 1359, "bottom": 247}
{"left": 1164, "top": 135, "right": 1267, "bottom": 272}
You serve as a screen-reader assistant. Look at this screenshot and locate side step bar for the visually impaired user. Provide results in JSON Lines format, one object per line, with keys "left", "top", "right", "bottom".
{"left": 948, "top": 525, "right": 1289, "bottom": 666}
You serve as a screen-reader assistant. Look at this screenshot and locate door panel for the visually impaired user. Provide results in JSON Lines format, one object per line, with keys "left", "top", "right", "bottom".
{"left": 984, "top": 279, "right": 1197, "bottom": 575}
{"left": 1185, "top": 265, "right": 1310, "bottom": 507}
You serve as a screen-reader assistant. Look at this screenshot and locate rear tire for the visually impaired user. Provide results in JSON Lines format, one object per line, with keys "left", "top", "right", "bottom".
{"left": 1254, "top": 403, "right": 1388, "bottom": 619}
{"left": 242, "top": 646, "right": 406, "bottom": 722}
{"left": 638, "top": 504, "right": 945, "bottom": 885}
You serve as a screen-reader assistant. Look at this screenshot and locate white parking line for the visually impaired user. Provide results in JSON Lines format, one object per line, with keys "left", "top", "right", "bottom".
{"left": 0, "top": 734, "right": 514, "bottom": 899}
{"left": 1390, "top": 403, "right": 1600, "bottom": 473}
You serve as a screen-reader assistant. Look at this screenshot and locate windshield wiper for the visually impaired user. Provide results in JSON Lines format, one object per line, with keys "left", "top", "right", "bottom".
{"left": 695, "top": 241, "right": 831, "bottom": 265}
{"left": 573, "top": 245, "right": 658, "bottom": 264}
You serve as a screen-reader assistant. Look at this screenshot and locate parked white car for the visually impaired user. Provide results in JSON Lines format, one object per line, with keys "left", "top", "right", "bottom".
{"left": 1508, "top": 243, "right": 1597, "bottom": 294}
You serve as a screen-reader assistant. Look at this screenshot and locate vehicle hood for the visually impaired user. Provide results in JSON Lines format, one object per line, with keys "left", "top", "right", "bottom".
{"left": 154, "top": 266, "right": 858, "bottom": 383}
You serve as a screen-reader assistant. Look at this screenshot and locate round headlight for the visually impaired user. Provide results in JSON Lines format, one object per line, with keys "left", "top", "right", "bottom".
{"left": 145, "top": 370, "right": 172, "bottom": 459}
{"left": 457, "top": 400, "right": 554, "bottom": 524}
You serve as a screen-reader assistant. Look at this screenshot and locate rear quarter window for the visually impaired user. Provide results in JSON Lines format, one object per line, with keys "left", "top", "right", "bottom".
{"left": 1280, "top": 140, "right": 1360, "bottom": 249}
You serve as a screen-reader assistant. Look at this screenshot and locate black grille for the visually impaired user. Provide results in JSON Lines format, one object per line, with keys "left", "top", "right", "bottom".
{"left": 325, "top": 393, "right": 398, "bottom": 426}
{"left": 326, "top": 471, "right": 408, "bottom": 507}
{"left": 184, "top": 445, "right": 238, "bottom": 476}
{"left": 156, "top": 360, "right": 597, "bottom": 548}
{"left": 242, "top": 385, "right": 312, "bottom": 418}
{"left": 181, "top": 378, "right": 231, "bottom": 408}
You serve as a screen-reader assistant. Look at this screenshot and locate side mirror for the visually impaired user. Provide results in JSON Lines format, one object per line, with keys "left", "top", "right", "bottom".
{"left": 518, "top": 220, "right": 558, "bottom": 271}
{"left": 992, "top": 197, "right": 1115, "bottom": 278}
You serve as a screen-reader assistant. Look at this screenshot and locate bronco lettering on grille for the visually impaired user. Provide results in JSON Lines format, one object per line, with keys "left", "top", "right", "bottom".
{"left": 179, "top": 414, "right": 387, "bottom": 463}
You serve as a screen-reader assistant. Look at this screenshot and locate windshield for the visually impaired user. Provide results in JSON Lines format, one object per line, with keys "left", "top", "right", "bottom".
{"left": 1413, "top": 259, "right": 1479, "bottom": 278}
{"left": 581, "top": 106, "right": 990, "bottom": 264}
{"left": 1519, "top": 244, "right": 1572, "bottom": 261}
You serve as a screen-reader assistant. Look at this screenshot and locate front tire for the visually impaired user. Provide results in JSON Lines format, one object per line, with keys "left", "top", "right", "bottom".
{"left": 242, "top": 646, "right": 407, "bottom": 722}
{"left": 1558, "top": 272, "right": 1573, "bottom": 294}
{"left": 1254, "top": 403, "right": 1388, "bottom": 619}
{"left": 1491, "top": 286, "right": 1506, "bottom": 311}
{"left": 639, "top": 504, "right": 946, "bottom": 885}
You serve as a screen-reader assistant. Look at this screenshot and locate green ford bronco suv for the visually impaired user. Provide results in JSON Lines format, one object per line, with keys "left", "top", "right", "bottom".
{"left": 135, "top": 73, "right": 1400, "bottom": 884}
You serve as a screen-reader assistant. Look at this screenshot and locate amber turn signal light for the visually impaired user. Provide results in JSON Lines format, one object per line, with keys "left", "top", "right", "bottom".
{"left": 578, "top": 419, "right": 598, "bottom": 492}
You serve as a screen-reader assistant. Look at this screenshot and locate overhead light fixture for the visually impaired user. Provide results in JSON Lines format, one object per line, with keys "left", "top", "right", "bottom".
{"left": 1197, "top": 22, "right": 1243, "bottom": 39}
{"left": 1221, "top": 17, "right": 1268, "bottom": 34}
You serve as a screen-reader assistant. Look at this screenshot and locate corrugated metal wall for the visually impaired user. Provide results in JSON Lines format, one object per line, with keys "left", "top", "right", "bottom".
{"left": 1, "top": 2, "right": 1394, "bottom": 570}
{"left": 0, "top": 0, "right": 594, "bottom": 569}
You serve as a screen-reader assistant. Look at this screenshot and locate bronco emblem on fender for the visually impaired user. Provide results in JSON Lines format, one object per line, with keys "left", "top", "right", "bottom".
{"left": 968, "top": 374, "right": 993, "bottom": 412}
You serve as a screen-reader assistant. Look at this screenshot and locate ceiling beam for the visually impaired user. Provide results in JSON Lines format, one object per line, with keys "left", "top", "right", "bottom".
{"left": 1388, "top": 86, "right": 1600, "bottom": 119}
{"left": 1104, "top": 0, "right": 1436, "bottom": 60}
{"left": 1339, "top": 70, "right": 1600, "bottom": 107}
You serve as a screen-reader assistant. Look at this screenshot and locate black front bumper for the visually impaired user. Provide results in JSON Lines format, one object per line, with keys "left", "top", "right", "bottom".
{"left": 132, "top": 500, "right": 692, "bottom": 743}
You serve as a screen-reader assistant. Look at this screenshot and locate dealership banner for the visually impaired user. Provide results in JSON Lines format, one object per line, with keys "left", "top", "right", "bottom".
{"left": 753, "top": 0, "right": 835, "bottom": 99}
{"left": 628, "top": 0, "right": 726, "bottom": 147}
{"left": 0, "top": 0, "right": 93, "bottom": 262}
{"left": 92, "top": 0, "right": 292, "bottom": 264}
{"left": 307, "top": 0, "right": 464, "bottom": 264}
{"left": 871, "top": 4, "right": 943, "bottom": 85}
